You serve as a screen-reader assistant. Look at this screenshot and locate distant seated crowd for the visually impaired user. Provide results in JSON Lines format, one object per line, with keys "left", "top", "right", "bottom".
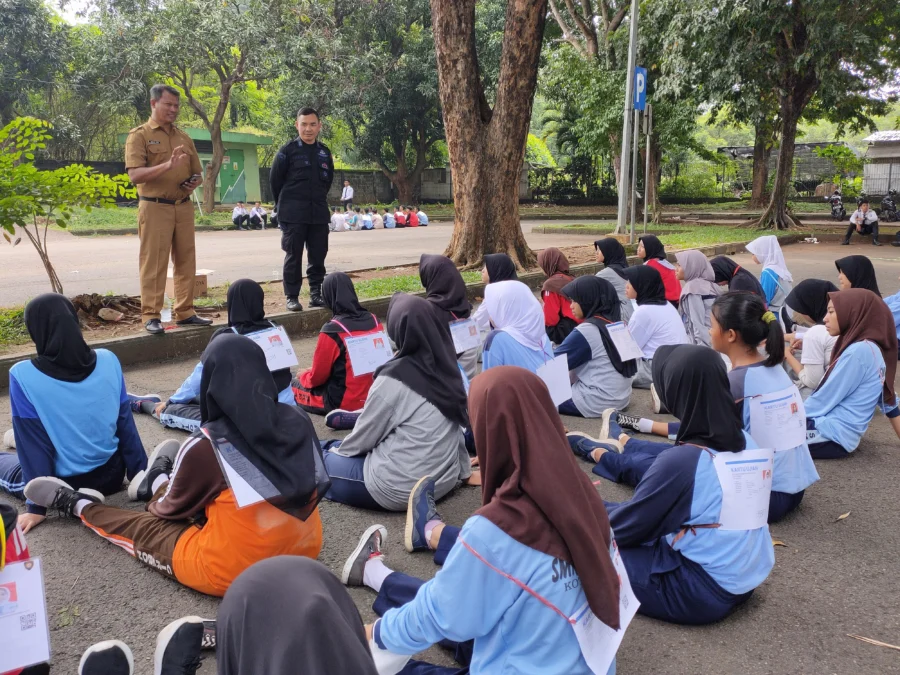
{"left": 330, "top": 205, "right": 430, "bottom": 231}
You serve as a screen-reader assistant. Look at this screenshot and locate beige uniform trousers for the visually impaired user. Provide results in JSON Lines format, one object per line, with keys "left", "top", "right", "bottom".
{"left": 138, "top": 200, "right": 196, "bottom": 321}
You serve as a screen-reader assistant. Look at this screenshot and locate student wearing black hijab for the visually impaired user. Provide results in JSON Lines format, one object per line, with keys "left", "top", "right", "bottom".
{"left": 132, "top": 279, "right": 297, "bottom": 434}
{"left": 638, "top": 235, "right": 681, "bottom": 305}
{"left": 3, "top": 294, "right": 146, "bottom": 534}
{"left": 554, "top": 276, "right": 636, "bottom": 418}
{"left": 567, "top": 344, "right": 775, "bottom": 625}
{"left": 319, "top": 294, "right": 474, "bottom": 512}
{"left": 593, "top": 237, "right": 634, "bottom": 322}
{"left": 835, "top": 255, "right": 881, "bottom": 295}
{"left": 710, "top": 256, "right": 766, "bottom": 298}
{"left": 419, "top": 254, "right": 479, "bottom": 379}
{"left": 480, "top": 253, "right": 518, "bottom": 283}
{"left": 24, "top": 334, "right": 325, "bottom": 597}
{"left": 784, "top": 279, "right": 840, "bottom": 396}
{"left": 293, "top": 272, "right": 382, "bottom": 428}
{"left": 619, "top": 265, "right": 688, "bottom": 387}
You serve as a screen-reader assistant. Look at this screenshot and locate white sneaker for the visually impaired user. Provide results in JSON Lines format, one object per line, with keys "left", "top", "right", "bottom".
{"left": 2, "top": 429, "right": 15, "bottom": 451}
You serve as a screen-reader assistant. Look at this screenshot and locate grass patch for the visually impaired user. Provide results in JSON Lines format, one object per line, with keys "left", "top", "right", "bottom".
{"left": 352, "top": 270, "right": 481, "bottom": 299}
{"left": 58, "top": 207, "right": 235, "bottom": 232}
{"left": 0, "top": 307, "right": 28, "bottom": 347}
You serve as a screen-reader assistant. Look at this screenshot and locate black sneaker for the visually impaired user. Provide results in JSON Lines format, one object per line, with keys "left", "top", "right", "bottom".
{"left": 146, "top": 319, "right": 164, "bottom": 335}
{"left": 154, "top": 616, "right": 204, "bottom": 675}
{"left": 79, "top": 640, "right": 134, "bottom": 675}
{"left": 129, "top": 440, "right": 181, "bottom": 501}
{"left": 616, "top": 411, "right": 642, "bottom": 433}
{"left": 309, "top": 292, "right": 325, "bottom": 308}
{"left": 325, "top": 408, "right": 362, "bottom": 431}
{"left": 176, "top": 315, "right": 213, "bottom": 327}
{"left": 872, "top": 238, "right": 882, "bottom": 247}
{"left": 840, "top": 239, "right": 850, "bottom": 245}
{"left": 341, "top": 524, "right": 387, "bottom": 586}
{"left": 286, "top": 297, "right": 303, "bottom": 312}
{"left": 23, "top": 477, "right": 104, "bottom": 517}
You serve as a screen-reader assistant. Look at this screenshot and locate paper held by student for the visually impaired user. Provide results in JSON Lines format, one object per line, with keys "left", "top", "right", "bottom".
{"left": 605, "top": 322, "right": 644, "bottom": 362}
{"left": 713, "top": 447, "right": 774, "bottom": 531}
{"left": 345, "top": 330, "right": 393, "bottom": 376}
{"left": 205, "top": 433, "right": 280, "bottom": 508}
{"left": 570, "top": 540, "right": 639, "bottom": 675}
{"left": 449, "top": 318, "right": 482, "bottom": 353}
{"left": 0, "top": 558, "right": 51, "bottom": 673}
{"left": 537, "top": 353, "right": 573, "bottom": 406}
{"left": 243, "top": 325, "right": 299, "bottom": 372}
{"left": 748, "top": 385, "right": 806, "bottom": 451}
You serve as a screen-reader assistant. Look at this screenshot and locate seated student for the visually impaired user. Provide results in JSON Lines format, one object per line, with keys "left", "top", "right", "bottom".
{"left": 835, "top": 254, "right": 881, "bottom": 295}
{"left": 345, "top": 208, "right": 359, "bottom": 231}
{"left": 319, "top": 294, "right": 474, "bottom": 511}
{"left": 884, "top": 274, "right": 900, "bottom": 360}
{"left": 619, "top": 265, "right": 688, "bottom": 388}
{"left": 132, "top": 279, "right": 294, "bottom": 434}
{"left": 843, "top": 197, "right": 881, "bottom": 246}
{"left": 746, "top": 235, "right": 793, "bottom": 327}
{"left": 472, "top": 253, "right": 520, "bottom": 330}
{"left": 593, "top": 238, "right": 634, "bottom": 322}
{"left": 292, "top": 272, "right": 382, "bottom": 427}
{"left": 710, "top": 255, "right": 765, "bottom": 298}
{"left": 360, "top": 208, "right": 374, "bottom": 230}
{"left": 370, "top": 208, "right": 384, "bottom": 229}
{"left": 638, "top": 235, "right": 681, "bottom": 306}
{"left": 342, "top": 366, "right": 626, "bottom": 675}
{"left": 406, "top": 206, "right": 420, "bottom": 227}
{"left": 480, "top": 280, "right": 553, "bottom": 374}
{"left": 330, "top": 207, "right": 345, "bottom": 232}
{"left": 416, "top": 206, "right": 429, "bottom": 226}
{"left": 783, "top": 279, "right": 839, "bottom": 397}
{"left": 1, "top": 294, "right": 147, "bottom": 534}
{"left": 382, "top": 207, "right": 396, "bottom": 229}
{"left": 555, "top": 276, "right": 635, "bottom": 417}
{"left": 231, "top": 202, "right": 249, "bottom": 230}
{"left": 249, "top": 202, "right": 268, "bottom": 230}
{"left": 537, "top": 247, "right": 579, "bottom": 344}
{"left": 394, "top": 207, "right": 407, "bottom": 228}
{"left": 675, "top": 250, "right": 721, "bottom": 348}
{"left": 568, "top": 344, "right": 776, "bottom": 624}
{"left": 420, "top": 254, "right": 479, "bottom": 380}
{"left": 24, "top": 335, "right": 325, "bottom": 596}
{"left": 804, "top": 289, "right": 900, "bottom": 458}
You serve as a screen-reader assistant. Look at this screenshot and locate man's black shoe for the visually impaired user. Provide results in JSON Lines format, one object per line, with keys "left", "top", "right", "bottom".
{"left": 309, "top": 292, "right": 325, "bottom": 308}
{"left": 872, "top": 238, "right": 882, "bottom": 247}
{"left": 286, "top": 297, "right": 303, "bottom": 312}
{"left": 145, "top": 319, "right": 164, "bottom": 335}
{"left": 176, "top": 315, "right": 213, "bottom": 327}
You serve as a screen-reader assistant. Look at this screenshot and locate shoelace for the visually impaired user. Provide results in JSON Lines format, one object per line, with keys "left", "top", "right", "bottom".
{"left": 182, "top": 656, "right": 203, "bottom": 674}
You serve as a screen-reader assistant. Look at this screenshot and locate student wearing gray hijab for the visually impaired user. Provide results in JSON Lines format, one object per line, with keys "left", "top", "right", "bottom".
{"left": 674, "top": 250, "right": 721, "bottom": 348}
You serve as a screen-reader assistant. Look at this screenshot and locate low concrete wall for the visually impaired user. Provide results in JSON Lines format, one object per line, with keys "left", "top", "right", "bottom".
{"left": 0, "top": 238, "right": 802, "bottom": 390}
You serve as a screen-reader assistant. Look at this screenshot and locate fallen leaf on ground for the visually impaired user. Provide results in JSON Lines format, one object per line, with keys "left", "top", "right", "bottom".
{"left": 835, "top": 511, "right": 851, "bottom": 522}
{"left": 772, "top": 539, "right": 787, "bottom": 547}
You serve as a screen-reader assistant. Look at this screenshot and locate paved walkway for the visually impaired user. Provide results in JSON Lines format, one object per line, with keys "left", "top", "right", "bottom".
{"left": 0, "top": 220, "right": 613, "bottom": 306}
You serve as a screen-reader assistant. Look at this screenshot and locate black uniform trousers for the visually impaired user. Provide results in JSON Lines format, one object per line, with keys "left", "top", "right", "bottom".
{"left": 281, "top": 221, "right": 329, "bottom": 297}
{"left": 844, "top": 221, "right": 879, "bottom": 241}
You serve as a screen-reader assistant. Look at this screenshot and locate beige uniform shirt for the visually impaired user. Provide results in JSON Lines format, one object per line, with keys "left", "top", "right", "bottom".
{"left": 124, "top": 118, "right": 202, "bottom": 200}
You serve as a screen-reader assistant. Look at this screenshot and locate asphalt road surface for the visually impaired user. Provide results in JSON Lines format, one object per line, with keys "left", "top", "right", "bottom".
{"left": 1, "top": 243, "right": 900, "bottom": 674}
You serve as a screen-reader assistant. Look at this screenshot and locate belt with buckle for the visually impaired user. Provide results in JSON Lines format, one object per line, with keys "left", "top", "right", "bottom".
{"left": 139, "top": 196, "right": 189, "bottom": 206}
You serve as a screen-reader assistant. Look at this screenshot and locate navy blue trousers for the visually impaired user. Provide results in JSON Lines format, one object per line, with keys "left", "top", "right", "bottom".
{"left": 0, "top": 449, "right": 125, "bottom": 501}
{"left": 320, "top": 441, "right": 385, "bottom": 511}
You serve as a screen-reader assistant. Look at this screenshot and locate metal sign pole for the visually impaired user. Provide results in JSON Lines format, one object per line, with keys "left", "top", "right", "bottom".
{"left": 629, "top": 108, "right": 640, "bottom": 244}
{"left": 644, "top": 103, "right": 652, "bottom": 234}
{"left": 616, "top": 0, "right": 640, "bottom": 233}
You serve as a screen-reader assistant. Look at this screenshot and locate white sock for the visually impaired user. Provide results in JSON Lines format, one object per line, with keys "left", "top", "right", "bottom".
{"left": 151, "top": 474, "right": 169, "bottom": 495}
{"left": 362, "top": 556, "right": 393, "bottom": 592}
{"left": 638, "top": 418, "right": 654, "bottom": 434}
{"left": 73, "top": 499, "right": 92, "bottom": 517}
{"left": 424, "top": 520, "right": 443, "bottom": 550}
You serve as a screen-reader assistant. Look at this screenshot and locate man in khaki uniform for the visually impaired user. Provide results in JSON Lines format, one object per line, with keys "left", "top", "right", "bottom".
{"left": 125, "top": 84, "right": 212, "bottom": 334}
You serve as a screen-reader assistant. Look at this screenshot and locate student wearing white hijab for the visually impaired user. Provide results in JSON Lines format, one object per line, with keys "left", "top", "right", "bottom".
{"left": 481, "top": 280, "right": 553, "bottom": 375}
{"left": 746, "top": 236, "right": 793, "bottom": 327}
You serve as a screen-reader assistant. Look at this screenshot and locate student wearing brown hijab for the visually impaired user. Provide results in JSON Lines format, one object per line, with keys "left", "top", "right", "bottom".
{"left": 804, "top": 289, "right": 900, "bottom": 457}
{"left": 537, "top": 247, "right": 580, "bottom": 344}
{"left": 340, "top": 367, "right": 626, "bottom": 675}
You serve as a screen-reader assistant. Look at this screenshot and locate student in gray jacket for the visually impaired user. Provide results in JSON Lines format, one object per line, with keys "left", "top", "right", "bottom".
{"left": 320, "top": 294, "right": 475, "bottom": 510}
{"left": 674, "top": 250, "right": 721, "bottom": 348}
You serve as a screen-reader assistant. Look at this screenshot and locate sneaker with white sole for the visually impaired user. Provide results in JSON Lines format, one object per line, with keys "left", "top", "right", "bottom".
{"left": 2, "top": 428, "right": 15, "bottom": 450}
{"left": 127, "top": 392, "right": 161, "bottom": 414}
{"left": 325, "top": 408, "right": 362, "bottom": 431}
{"left": 342, "top": 524, "right": 387, "bottom": 586}
{"left": 405, "top": 476, "right": 440, "bottom": 553}
{"left": 24, "top": 477, "right": 104, "bottom": 517}
{"left": 566, "top": 432, "right": 623, "bottom": 461}
{"left": 155, "top": 616, "right": 204, "bottom": 675}
{"left": 79, "top": 640, "right": 134, "bottom": 675}
{"left": 651, "top": 383, "right": 669, "bottom": 414}
{"left": 616, "top": 412, "right": 642, "bottom": 433}
{"left": 129, "top": 439, "right": 181, "bottom": 502}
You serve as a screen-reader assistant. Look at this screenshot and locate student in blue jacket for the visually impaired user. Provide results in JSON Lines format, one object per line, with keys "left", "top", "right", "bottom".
{"left": 480, "top": 279, "right": 553, "bottom": 374}
{"left": 616, "top": 293, "right": 819, "bottom": 522}
{"left": 746, "top": 236, "right": 793, "bottom": 327}
{"left": 804, "top": 288, "right": 900, "bottom": 457}
{"left": 340, "top": 367, "right": 626, "bottom": 675}
{"left": 569, "top": 344, "right": 775, "bottom": 624}
{"left": 1, "top": 294, "right": 147, "bottom": 533}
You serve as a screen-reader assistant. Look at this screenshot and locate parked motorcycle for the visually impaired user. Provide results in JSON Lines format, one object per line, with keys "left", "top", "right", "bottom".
{"left": 881, "top": 189, "right": 898, "bottom": 222}
{"left": 826, "top": 192, "right": 846, "bottom": 221}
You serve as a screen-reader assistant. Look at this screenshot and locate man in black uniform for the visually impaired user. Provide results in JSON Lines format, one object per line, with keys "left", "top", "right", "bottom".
{"left": 270, "top": 107, "right": 334, "bottom": 311}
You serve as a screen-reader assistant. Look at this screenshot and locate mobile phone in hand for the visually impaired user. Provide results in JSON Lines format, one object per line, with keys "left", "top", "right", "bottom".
{"left": 182, "top": 174, "right": 201, "bottom": 187}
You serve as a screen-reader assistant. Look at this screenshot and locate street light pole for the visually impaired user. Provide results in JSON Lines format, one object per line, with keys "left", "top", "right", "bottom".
{"left": 616, "top": 0, "right": 640, "bottom": 234}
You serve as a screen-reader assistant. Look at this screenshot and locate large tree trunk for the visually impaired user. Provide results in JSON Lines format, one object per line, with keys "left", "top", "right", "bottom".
{"left": 431, "top": 0, "right": 546, "bottom": 268}
{"left": 749, "top": 121, "right": 772, "bottom": 208}
{"left": 203, "top": 124, "right": 226, "bottom": 214}
{"left": 755, "top": 103, "right": 800, "bottom": 229}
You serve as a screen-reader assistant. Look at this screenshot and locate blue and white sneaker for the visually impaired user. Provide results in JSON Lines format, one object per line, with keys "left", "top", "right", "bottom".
{"left": 566, "top": 432, "right": 622, "bottom": 461}
{"left": 325, "top": 409, "right": 361, "bottom": 431}
{"left": 127, "top": 392, "right": 161, "bottom": 414}
{"left": 405, "top": 476, "right": 441, "bottom": 553}
{"left": 600, "top": 408, "right": 626, "bottom": 440}
{"left": 79, "top": 640, "right": 134, "bottom": 675}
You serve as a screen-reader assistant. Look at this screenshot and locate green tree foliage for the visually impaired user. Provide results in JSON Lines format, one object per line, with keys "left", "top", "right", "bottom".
{"left": 0, "top": 118, "right": 133, "bottom": 293}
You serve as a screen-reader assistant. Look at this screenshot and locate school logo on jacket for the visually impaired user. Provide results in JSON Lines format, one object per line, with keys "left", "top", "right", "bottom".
{"left": 551, "top": 557, "right": 580, "bottom": 591}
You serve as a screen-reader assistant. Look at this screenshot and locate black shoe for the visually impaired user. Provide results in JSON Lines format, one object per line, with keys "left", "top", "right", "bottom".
{"left": 23, "top": 477, "right": 104, "bottom": 517}
{"left": 176, "top": 315, "right": 213, "bottom": 327}
{"left": 286, "top": 297, "right": 303, "bottom": 312}
{"left": 154, "top": 617, "right": 204, "bottom": 675}
{"left": 872, "top": 238, "right": 882, "bottom": 246}
{"left": 892, "top": 241, "right": 900, "bottom": 247}
{"left": 79, "top": 640, "right": 134, "bottom": 675}
{"left": 309, "top": 291, "right": 325, "bottom": 308}
{"left": 840, "top": 239, "right": 850, "bottom": 245}
{"left": 128, "top": 440, "right": 181, "bottom": 501}
{"left": 145, "top": 319, "right": 164, "bottom": 334}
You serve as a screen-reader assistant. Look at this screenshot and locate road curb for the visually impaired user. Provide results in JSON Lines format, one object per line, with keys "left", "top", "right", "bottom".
{"left": 0, "top": 237, "right": 803, "bottom": 390}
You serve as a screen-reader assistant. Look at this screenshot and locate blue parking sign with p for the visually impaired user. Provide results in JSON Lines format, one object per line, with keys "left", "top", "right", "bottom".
{"left": 633, "top": 67, "right": 647, "bottom": 110}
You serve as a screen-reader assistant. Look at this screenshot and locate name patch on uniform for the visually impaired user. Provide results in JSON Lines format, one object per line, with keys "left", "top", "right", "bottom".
{"left": 318, "top": 149, "right": 328, "bottom": 157}
{"left": 148, "top": 140, "right": 161, "bottom": 145}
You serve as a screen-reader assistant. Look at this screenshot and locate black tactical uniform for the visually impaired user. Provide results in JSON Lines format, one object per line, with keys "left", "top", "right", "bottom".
{"left": 270, "top": 139, "right": 334, "bottom": 306}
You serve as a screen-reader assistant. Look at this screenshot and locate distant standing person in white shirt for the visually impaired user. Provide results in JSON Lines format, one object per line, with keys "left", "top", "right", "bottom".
{"left": 232, "top": 201, "right": 249, "bottom": 231}
{"left": 249, "top": 202, "right": 268, "bottom": 230}
{"left": 341, "top": 180, "right": 354, "bottom": 210}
